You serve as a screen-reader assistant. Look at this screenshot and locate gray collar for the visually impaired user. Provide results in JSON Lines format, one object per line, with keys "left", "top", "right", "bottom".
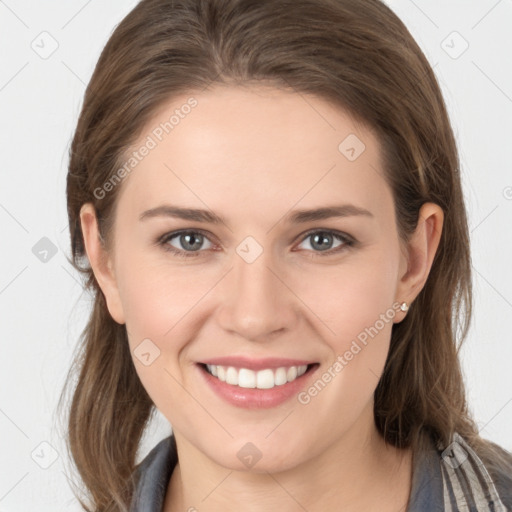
{"left": 129, "top": 432, "right": 509, "bottom": 511}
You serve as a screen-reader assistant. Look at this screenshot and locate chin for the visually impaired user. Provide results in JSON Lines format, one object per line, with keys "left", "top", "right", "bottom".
{"left": 204, "top": 436, "right": 308, "bottom": 474}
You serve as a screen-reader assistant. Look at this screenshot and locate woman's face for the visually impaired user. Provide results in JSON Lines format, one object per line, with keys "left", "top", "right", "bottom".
{"left": 83, "top": 85, "right": 437, "bottom": 472}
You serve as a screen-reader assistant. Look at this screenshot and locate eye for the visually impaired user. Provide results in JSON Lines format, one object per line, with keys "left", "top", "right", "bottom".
{"left": 158, "top": 230, "right": 214, "bottom": 257}
{"left": 295, "top": 229, "right": 355, "bottom": 256}
{"left": 156, "top": 228, "right": 355, "bottom": 259}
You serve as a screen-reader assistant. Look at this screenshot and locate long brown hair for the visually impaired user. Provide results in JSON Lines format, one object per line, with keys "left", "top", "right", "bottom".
{"left": 58, "top": 0, "right": 511, "bottom": 509}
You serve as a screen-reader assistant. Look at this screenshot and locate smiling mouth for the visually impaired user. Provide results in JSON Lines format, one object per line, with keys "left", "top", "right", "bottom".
{"left": 199, "top": 363, "right": 319, "bottom": 389}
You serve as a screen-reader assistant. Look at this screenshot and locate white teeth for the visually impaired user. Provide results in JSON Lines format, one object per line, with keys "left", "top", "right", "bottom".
{"left": 239, "top": 368, "right": 256, "bottom": 388}
{"left": 287, "top": 366, "right": 298, "bottom": 381}
{"left": 275, "top": 367, "right": 288, "bottom": 385}
{"left": 226, "top": 366, "right": 238, "bottom": 385}
{"left": 205, "top": 364, "right": 308, "bottom": 389}
{"left": 256, "top": 369, "right": 274, "bottom": 389}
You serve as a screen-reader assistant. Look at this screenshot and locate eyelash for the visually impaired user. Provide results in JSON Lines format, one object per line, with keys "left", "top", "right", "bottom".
{"left": 155, "top": 228, "right": 356, "bottom": 259}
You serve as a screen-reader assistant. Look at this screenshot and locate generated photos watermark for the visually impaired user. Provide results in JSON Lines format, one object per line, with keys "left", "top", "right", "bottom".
{"left": 297, "top": 301, "right": 405, "bottom": 405}
{"left": 93, "top": 97, "right": 198, "bottom": 200}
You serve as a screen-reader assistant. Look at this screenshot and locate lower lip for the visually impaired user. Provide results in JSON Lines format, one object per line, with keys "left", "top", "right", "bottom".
{"left": 196, "top": 363, "right": 319, "bottom": 409}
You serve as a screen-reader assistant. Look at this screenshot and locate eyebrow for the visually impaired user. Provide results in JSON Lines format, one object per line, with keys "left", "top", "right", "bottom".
{"left": 139, "top": 204, "right": 374, "bottom": 225}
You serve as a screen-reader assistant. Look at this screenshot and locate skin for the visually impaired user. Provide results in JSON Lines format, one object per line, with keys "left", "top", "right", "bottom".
{"left": 80, "top": 85, "right": 443, "bottom": 511}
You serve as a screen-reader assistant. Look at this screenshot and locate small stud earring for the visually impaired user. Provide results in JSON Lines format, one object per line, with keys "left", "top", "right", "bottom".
{"left": 400, "top": 302, "right": 409, "bottom": 312}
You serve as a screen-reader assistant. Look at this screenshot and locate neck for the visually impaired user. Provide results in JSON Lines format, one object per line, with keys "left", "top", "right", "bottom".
{"left": 164, "top": 405, "right": 413, "bottom": 512}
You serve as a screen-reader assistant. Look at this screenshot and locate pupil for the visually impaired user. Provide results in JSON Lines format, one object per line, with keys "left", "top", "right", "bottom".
{"left": 182, "top": 233, "right": 202, "bottom": 251}
{"left": 312, "top": 233, "right": 332, "bottom": 251}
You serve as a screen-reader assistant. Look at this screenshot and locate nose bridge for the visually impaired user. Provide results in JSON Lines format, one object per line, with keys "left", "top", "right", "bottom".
{"left": 217, "top": 239, "right": 296, "bottom": 340}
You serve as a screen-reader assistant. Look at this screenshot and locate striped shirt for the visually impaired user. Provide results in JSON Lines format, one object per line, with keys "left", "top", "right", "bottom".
{"left": 130, "top": 432, "right": 512, "bottom": 511}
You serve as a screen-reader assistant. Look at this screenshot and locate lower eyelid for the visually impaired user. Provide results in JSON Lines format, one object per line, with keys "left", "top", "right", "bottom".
{"left": 159, "top": 229, "right": 354, "bottom": 256}
{"left": 297, "top": 232, "right": 350, "bottom": 249}
{"left": 163, "top": 231, "right": 214, "bottom": 252}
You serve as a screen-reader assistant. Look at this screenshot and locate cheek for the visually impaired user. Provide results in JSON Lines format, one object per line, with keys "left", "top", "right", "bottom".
{"left": 117, "top": 263, "right": 206, "bottom": 414}
{"left": 118, "top": 239, "right": 399, "bottom": 358}
{"left": 292, "top": 246, "right": 399, "bottom": 343}
{"left": 116, "top": 257, "right": 220, "bottom": 398}
{"left": 290, "top": 247, "right": 399, "bottom": 402}
{"left": 116, "top": 252, "right": 209, "bottom": 341}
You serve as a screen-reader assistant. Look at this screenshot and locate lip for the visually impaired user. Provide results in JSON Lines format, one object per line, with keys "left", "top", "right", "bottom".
{"left": 196, "top": 362, "right": 319, "bottom": 409}
{"left": 198, "top": 356, "right": 316, "bottom": 371}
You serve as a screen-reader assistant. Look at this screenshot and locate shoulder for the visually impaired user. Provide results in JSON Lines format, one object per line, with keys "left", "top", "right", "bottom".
{"left": 135, "top": 435, "right": 176, "bottom": 474}
{"left": 408, "top": 431, "right": 512, "bottom": 512}
{"left": 439, "top": 433, "right": 512, "bottom": 511}
{"left": 473, "top": 437, "right": 512, "bottom": 510}
{"left": 130, "top": 435, "right": 178, "bottom": 512}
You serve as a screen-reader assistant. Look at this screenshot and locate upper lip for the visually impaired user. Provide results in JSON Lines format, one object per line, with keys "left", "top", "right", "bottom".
{"left": 199, "top": 356, "right": 316, "bottom": 371}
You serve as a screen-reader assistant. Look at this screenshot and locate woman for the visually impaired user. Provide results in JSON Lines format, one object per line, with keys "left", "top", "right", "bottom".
{"left": 60, "top": 0, "right": 512, "bottom": 510}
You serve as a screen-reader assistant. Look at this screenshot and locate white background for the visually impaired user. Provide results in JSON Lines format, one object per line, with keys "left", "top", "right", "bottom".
{"left": 0, "top": 0, "right": 511, "bottom": 510}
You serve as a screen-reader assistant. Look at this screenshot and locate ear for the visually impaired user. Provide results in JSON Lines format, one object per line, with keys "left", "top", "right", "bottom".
{"left": 394, "top": 202, "right": 444, "bottom": 321}
{"left": 79, "top": 203, "right": 126, "bottom": 325}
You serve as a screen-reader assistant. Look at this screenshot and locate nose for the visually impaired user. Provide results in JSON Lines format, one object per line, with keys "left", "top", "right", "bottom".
{"left": 215, "top": 243, "right": 299, "bottom": 342}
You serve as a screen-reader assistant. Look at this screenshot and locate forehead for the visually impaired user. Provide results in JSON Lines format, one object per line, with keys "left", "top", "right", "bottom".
{"left": 116, "top": 85, "right": 392, "bottom": 223}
